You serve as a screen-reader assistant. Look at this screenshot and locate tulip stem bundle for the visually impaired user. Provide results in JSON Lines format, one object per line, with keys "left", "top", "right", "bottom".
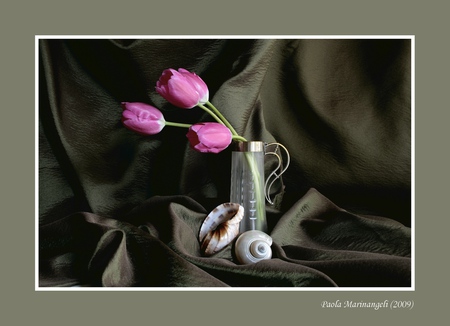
{"left": 196, "top": 102, "right": 265, "bottom": 229}
{"left": 199, "top": 102, "right": 265, "bottom": 227}
{"left": 164, "top": 120, "right": 246, "bottom": 142}
{"left": 244, "top": 152, "right": 265, "bottom": 230}
{"left": 199, "top": 102, "right": 241, "bottom": 138}
{"left": 197, "top": 102, "right": 264, "bottom": 227}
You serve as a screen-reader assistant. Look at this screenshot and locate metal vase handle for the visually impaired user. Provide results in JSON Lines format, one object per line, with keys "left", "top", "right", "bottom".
{"left": 264, "top": 142, "right": 291, "bottom": 205}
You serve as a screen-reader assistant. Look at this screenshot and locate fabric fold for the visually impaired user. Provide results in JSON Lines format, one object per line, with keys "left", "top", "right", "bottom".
{"left": 39, "top": 189, "right": 410, "bottom": 287}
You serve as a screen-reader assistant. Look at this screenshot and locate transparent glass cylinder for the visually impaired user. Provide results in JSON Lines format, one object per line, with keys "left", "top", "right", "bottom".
{"left": 230, "top": 141, "right": 267, "bottom": 233}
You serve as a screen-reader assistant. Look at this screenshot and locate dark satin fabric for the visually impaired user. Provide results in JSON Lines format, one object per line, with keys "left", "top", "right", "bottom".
{"left": 39, "top": 38, "right": 411, "bottom": 287}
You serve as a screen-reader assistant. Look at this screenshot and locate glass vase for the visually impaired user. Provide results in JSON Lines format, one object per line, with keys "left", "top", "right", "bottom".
{"left": 230, "top": 141, "right": 267, "bottom": 233}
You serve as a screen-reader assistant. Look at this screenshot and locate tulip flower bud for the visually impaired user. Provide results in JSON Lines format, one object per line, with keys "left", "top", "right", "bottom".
{"left": 121, "top": 102, "right": 165, "bottom": 135}
{"left": 186, "top": 122, "right": 232, "bottom": 154}
{"left": 156, "top": 68, "right": 209, "bottom": 109}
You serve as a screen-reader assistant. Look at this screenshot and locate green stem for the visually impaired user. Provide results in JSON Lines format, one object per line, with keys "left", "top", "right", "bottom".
{"left": 164, "top": 121, "right": 192, "bottom": 128}
{"left": 232, "top": 135, "right": 247, "bottom": 142}
{"left": 244, "top": 151, "right": 265, "bottom": 231}
{"left": 197, "top": 104, "right": 228, "bottom": 127}
{"left": 205, "top": 101, "right": 240, "bottom": 137}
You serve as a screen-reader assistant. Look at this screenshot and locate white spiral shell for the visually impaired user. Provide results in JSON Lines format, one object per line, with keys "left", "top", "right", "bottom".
{"left": 234, "top": 230, "right": 273, "bottom": 264}
{"left": 199, "top": 203, "right": 244, "bottom": 256}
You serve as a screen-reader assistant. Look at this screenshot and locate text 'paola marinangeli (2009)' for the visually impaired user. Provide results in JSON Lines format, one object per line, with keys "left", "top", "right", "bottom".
{"left": 321, "top": 300, "right": 414, "bottom": 310}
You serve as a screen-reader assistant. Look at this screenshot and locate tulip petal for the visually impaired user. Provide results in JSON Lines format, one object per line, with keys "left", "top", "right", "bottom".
{"left": 186, "top": 122, "right": 232, "bottom": 154}
{"left": 181, "top": 71, "right": 209, "bottom": 104}
{"left": 166, "top": 78, "right": 199, "bottom": 108}
{"left": 198, "top": 127, "right": 231, "bottom": 148}
{"left": 156, "top": 68, "right": 209, "bottom": 109}
{"left": 121, "top": 102, "right": 165, "bottom": 135}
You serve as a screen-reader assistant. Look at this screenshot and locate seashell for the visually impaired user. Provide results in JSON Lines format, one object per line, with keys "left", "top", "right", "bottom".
{"left": 234, "top": 230, "right": 273, "bottom": 264}
{"left": 199, "top": 202, "right": 244, "bottom": 256}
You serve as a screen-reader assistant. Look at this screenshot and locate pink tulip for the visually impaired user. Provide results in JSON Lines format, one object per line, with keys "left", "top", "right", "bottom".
{"left": 156, "top": 68, "right": 209, "bottom": 109}
{"left": 186, "top": 123, "right": 232, "bottom": 154}
{"left": 121, "top": 102, "right": 165, "bottom": 135}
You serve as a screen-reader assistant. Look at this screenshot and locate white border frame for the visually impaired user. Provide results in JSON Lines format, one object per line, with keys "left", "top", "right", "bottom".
{"left": 35, "top": 35, "right": 415, "bottom": 291}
